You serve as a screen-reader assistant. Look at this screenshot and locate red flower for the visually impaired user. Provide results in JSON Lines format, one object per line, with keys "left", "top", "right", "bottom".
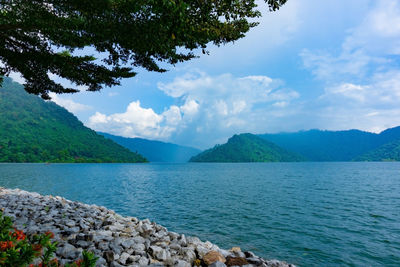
{"left": 74, "top": 259, "right": 83, "bottom": 266}
{"left": 45, "top": 231, "right": 55, "bottom": 239}
{"left": 11, "top": 228, "right": 26, "bottom": 240}
{"left": 32, "top": 244, "right": 42, "bottom": 251}
{"left": 0, "top": 241, "right": 14, "bottom": 251}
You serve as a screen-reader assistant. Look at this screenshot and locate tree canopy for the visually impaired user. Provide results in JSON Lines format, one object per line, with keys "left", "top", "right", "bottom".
{"left": 0, "top": 0, "right": 287, "bottom": 99}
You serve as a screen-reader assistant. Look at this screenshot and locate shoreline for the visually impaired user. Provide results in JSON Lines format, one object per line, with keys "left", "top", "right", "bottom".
{"left": 0, "top": 187, "right": 294, "bottom": 267}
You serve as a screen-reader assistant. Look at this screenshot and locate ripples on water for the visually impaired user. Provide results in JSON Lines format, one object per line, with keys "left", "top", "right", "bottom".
{"left": 0, "top": 162, "right": 399, "bottom": 266}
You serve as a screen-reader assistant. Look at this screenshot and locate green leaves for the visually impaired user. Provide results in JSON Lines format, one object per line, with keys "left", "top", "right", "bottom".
{"left": 0, "top": 77, "right": 148, "bottom": 163}
{"left": 0, "top": 211, "right": 98, "bottom": 267}
{"left": 0, "top": 0, "right": 287, "bottom": 97}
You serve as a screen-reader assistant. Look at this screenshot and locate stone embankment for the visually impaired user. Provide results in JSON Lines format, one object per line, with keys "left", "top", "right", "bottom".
{"left": 0, "top": 188, "right": 295, "bottom": 267}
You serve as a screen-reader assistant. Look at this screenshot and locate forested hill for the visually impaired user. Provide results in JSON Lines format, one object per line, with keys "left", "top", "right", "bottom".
{"left": 99, "top": 132, "right": 201, "bottom": 162}
{"left": 189, "top": 133, "right": 304, "bottom": 162}
{"left": 0, "top": 78, "right": 147, "bottom": 163}
{"left": 355, "top": 139, "right": 400, "bottom": 161}
{"left": 259, "top": 128, "right": 400, "bottom": 161}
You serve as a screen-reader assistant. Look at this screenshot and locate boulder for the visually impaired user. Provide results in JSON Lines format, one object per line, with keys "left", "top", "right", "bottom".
{"left": 225, "top": 256, "right": 249, "bottom": 266}
{"left": 203, "top": 251, "right": 226, "bottom": 265}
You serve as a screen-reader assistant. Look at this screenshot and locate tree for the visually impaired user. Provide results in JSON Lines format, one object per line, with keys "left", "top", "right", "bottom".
{"left": 0, "top": 0, "right": 287, "bottom": 99}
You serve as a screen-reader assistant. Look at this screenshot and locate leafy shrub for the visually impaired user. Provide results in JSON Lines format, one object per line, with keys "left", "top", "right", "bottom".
{"left": 0, "top": 211, "right": 97, "bottom": 267}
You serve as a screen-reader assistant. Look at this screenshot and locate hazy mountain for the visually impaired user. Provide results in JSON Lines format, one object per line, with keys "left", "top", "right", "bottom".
{"left": 189, "top": 133, "right": 305, "bottom": 162}
{"left": 99, "top": 132, "right": 201, "bottom": 162}
{"left": 0, "top": 77, "right": 147, "bottom": 163}
{"left": 259, "top": 127, "right": 400, "bottom": 161}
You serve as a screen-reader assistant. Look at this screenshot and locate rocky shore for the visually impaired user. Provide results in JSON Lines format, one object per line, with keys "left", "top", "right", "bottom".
{"left": 0, "top": 188, "right": 295, "bottom": 267}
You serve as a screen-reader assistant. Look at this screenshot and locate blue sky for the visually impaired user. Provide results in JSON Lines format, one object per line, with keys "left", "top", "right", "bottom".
{"left": 11, "top": 0, "right": 400, "bottom": 149}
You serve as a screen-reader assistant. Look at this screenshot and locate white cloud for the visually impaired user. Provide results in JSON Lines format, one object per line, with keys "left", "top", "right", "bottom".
{"left": 302, "top": 0, "right": 400, "bottom": 83}
{"left": 88, "top": 100, "right": 183, "bottom": 140}
{"left": 8, "top": 72, "right": 26, "bottom": 84}
{"left": 89, "top": 71, "right": 300, "bottom": 147}
{"left": 299, "top": 0, "right": 400, "bottom": 133}
{"left": 49, "top": 93, "right": 92, "bottom": 113}
{"left": 180, "top": 100, "right": 199, "bottom": 117}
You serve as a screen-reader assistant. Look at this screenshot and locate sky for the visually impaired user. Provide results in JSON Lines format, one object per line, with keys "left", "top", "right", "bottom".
{"left": 10, "top": 0, "right": 400, "bottom": 149}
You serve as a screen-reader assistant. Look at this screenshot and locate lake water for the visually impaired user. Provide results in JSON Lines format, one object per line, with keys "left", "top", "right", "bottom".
{"left": 0, "top": 162, "right": 399, "bottom": 266}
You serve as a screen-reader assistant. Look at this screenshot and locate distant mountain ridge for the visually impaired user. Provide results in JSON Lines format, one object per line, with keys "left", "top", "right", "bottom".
{"left": 0, "top": 77, "right": 147, "bottom": 163}
{"left": 259, "top": 127, "right": 400, "bottom": 161}
{"left": 99, "top": 132, "right": 201, "bottom": 162}
{"left": 190, "top": 133, "right": 304, "bottom": 162}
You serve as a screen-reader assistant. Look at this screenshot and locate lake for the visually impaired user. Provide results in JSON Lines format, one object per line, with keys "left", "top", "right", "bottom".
{"left": 0, "top": 162, "right": 399, "bottom": 266}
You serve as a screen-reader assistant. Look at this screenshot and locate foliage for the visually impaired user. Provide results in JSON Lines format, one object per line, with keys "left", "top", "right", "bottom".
{"left": 100, "top": 132, "right": 201, "bottom": 163}
{"left": 0, "top": 77, "right": 147, "bottom": 163}
{"left": 259, "top": 127, "right": 400, "bottom": 161}
{"left": 0, "top": 0, "right": 287, "bottom": 99}
{"left": 190, "top": 133, "right": 304, "bottom": 162}
{"left": 355, "top": 139, "right": 400, "bottom": 161}
{"left": 0, "top": 211, "right": 97, "bottom": 267}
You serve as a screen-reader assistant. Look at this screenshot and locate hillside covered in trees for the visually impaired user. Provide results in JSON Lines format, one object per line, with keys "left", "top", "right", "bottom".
{"left": 99, "top": 133, "right": 200, "bottom": 163}
{"left": 259, "top": 128, "right": 400, "bottom": 161}
{"left": 0, "top": 78, "right": 147, "bottom": 163}
{"left": 190, "top": 133, "right": 304, "bottom": 162}
{"left": 356, "top": 139, "right": 400, "bottom": 161}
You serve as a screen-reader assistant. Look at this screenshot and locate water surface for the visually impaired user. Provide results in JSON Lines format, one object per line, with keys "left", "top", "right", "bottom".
{"left": 0, "top": 162, "right": 399, "bottom": 266}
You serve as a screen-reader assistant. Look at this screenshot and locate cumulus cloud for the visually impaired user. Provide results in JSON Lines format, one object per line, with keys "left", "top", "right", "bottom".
{"left": 300, "top": 0, "right": 400, "bottom": 132}
{"left": 302, "top": 0, "right": 400, "bottom": 82}
{"left": 49, "top": 93, "right": 92, "bottom": 113}
{"left": 88, "top": 72, "right": 300, "bottom": 147}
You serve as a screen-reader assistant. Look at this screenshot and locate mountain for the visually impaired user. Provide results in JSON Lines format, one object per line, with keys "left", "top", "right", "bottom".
{"left": 0, "top": 77, "right": 147, "bottom": 163}
{"left": 259, "top": 128, "right": 400, "bottom": 161}
{"left": 356, "top": 139, "right": 400, "bottom": 161}
{"left": 189, "top": 133, "right": 305, "bottom": 162}
{"left": 99, "top": 132, "right": 201, "bottom": 162}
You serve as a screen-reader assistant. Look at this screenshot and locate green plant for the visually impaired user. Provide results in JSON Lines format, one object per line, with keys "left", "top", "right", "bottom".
{"left": 0, "top": 211, "right": 97, "bottom": 267}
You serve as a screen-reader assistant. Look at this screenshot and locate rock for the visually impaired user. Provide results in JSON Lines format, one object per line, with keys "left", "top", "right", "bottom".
{"left": 218, "top": 249, "right": 234, "bottom": 258}
{"left": 132, "top": 236, "right": 145, "bottom": 244}
{"left": 230, "top": 247, "right": 246, "bottom": 258}
{"left": 132, "top": 242, "right": 146, "bottom": 252}
{"left": 127, "top": 255, "right": 141, "bottom": 264}
{"left": 180, "top": 247, "right": 197, "bottom": 264}
{"left": 57, "top": 243, "right": 77, "bottom": 259}
{"left": 75, "top": 240, "right": 90, "bottom": 249}
{"left": 174, "top": 259, "right": 191, "bottom": 267}
{"left": 226, "top": 256, "right": 249, "bottom": 266}
{"left": 96, "top": 257, "right": 107, "bottom": 266}
{"left": 65, "top": 220, "right": 76, "bottom": 227}
{"left": 103, "top": 250, "right": 114, "bottom": 263}
{"left": 110, "top": 261, "right": 124, "bottom": 267}
{"left": 170, "top": 243, "right": 181, "bottom": 251}
{"left": 97, "top": 241, "right": 109, "bottom": 251}
{"left": 150, "top": 246, "right": 169, "bottom": 261}
{"left": 179, "top": 234, "right": 187, "bottom": 246}
{"left": 196, "top": 245, "right": 210, "bottom": 258}
{"left": 138, "top": 256, "right": 149, "bottom": 265}
{"left": 246, "top": 257, "right": 263, "bottom": 265}
{"left": 0, "top": 188, "right": 295, "bottom": 267}
{"left": 119, "top": 252, "right": 130, "bottom": 264}
{"left": 203, "top": 251, "right": 226, "bottom": 265}
{"left": 244, "top": 251, "right": 256, "bottom": 258}
{"left": 210, "top": 261, "right": 228, "bottom": 267}
{"left": 121, "top": 239, "right": 135, "bottom": 249}
{"left": 231, "top": 247, "right": 242, "bottom": 253}
{"left": 109, "top": 242, "right": 122, "bottom": 255}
